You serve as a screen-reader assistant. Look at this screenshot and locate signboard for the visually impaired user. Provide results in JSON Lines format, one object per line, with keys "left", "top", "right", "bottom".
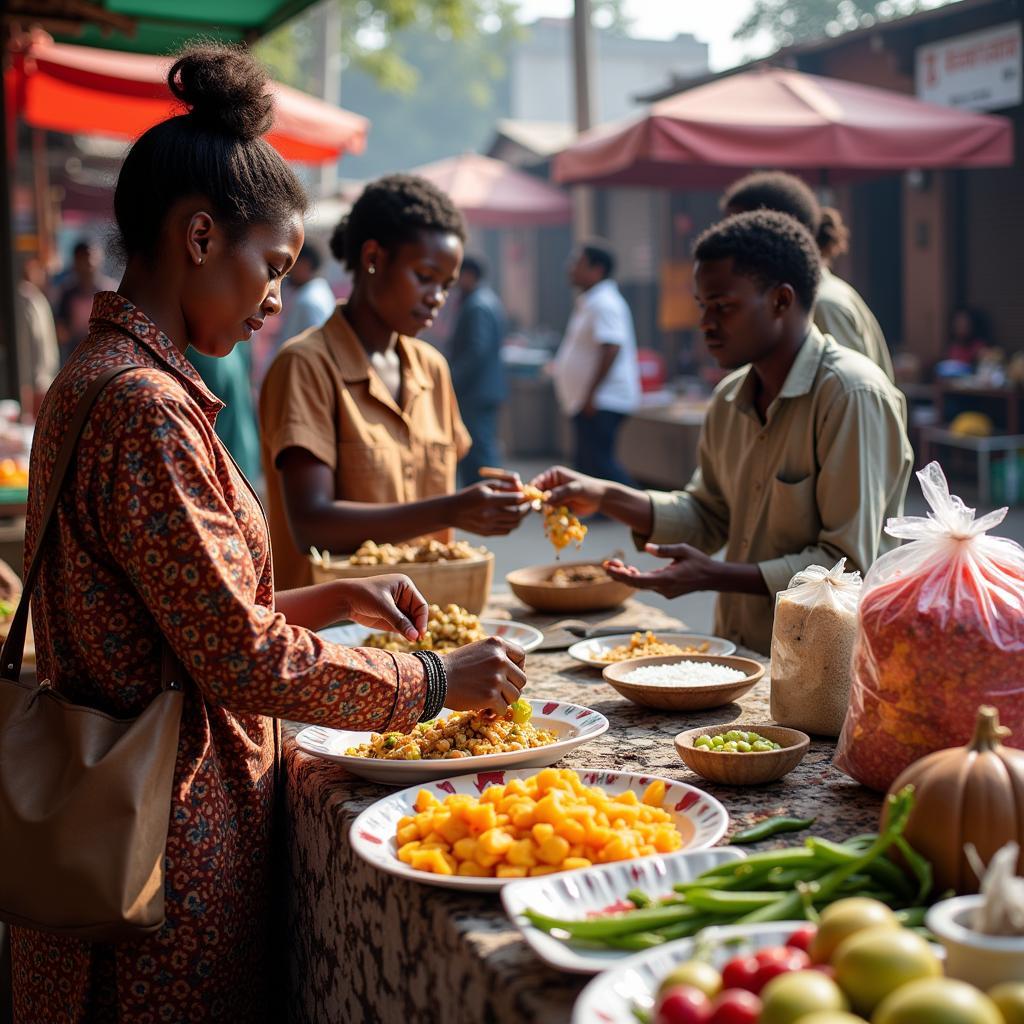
{"left": 916, "top": 22, "right": 1022, "bottom": 112}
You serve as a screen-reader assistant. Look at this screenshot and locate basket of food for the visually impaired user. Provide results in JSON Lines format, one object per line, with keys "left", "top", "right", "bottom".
{"left": 309, "top": 539, "right": 495, "bottom": 615}
{"left": 505, "top": 561, "right": 635, "bottom": 613}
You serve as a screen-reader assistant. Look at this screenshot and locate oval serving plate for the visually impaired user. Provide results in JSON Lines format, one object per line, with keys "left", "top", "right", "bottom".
{"left": 572, "top": 922, "right": 808, "bottom": 1024}
{"left": 321, "top": 618, "right": 544, "bottom": 654}
{"left": 295, "top": 698, "right": 609, "bottom": 785}
{"left": 501, "top": 846, "right": 747, "bottom": 974}
{"left": 349, "top": 768, "right": 729, "bottom": 892}
{"left": 567, "top": 632, "right": 736, "bottom": 668}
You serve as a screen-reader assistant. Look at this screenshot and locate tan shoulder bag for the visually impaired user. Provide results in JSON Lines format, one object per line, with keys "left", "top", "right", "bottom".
{"left": 0, "top": 366, "right": 184, "bottom": 940}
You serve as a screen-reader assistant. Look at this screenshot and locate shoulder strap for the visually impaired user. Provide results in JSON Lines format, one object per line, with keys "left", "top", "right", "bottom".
{"left": 1, "top": 366, "right": 182, "bottom": 688}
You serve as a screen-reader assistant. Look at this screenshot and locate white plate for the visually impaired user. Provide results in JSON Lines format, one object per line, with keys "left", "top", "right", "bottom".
{"left": 321, "top": 618, "right": 544, "bottom": 654}
{"left": 349, "top": 768, "right": 730, "bottom": 892}
{"left": 501, "top": 847, "right": 747, "bottom": 974}
{"left": 572, "top": 922, "right": 806, "bottom": 1023}
{"left": 568, "top": 632, "right": 737, "bottom": 668}
{"left": 295, "top": 698, "right": 610, "bottom": 784}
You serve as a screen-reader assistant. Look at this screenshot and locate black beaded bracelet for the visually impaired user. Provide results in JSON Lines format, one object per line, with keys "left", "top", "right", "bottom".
{"left": 413, "top": 650, "right": 448, "bottom": 722}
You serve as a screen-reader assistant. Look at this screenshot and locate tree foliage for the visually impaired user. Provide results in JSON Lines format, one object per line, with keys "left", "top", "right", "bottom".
{"left": 733, "top": 0, "right": 947, "bottom": 48}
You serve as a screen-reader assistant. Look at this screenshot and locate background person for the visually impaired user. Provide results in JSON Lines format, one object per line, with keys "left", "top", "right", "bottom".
{"left": 534, "top": 211, "right": 912, "bottom": 655}
{"left": 550, "top": 238, "right": 640, "bottom": 485}
{"left": 721, "top": 172, "right": 895, "bottom": 382}
{"left": 276, "top": 242, "right": 337, "bottom": 346}
{"left": 259, "top": 175, "right": 528, "bottom": 591}
{"left": 11, "top": 46, "right": 526, "bottom": 1024}
{"left": 15, "top": 257, "right": 60, "bottom": 417}
{"left": 54, "top": 238, "right": 116, "bottom": 365}
{"left": 448, "top": 254, "right": 508, "bottom": 485}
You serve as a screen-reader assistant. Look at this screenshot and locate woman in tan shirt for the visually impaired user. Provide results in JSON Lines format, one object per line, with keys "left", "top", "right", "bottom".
{"left": 260, "top": 175, "right": 527, "bottom": 590}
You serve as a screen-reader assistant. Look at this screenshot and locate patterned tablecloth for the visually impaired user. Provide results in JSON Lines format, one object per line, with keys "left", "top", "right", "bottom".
{"left": 283, "top": 595, "right": 882, "bottom": 1024}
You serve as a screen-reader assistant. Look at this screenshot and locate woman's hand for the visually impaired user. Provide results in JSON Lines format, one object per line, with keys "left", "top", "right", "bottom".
{"left": 439, "top": 637, "right": 527, "bottom": 715}
{"left": 531, "top": 465, "right": 607, "bottom": 518}
{"left": 604, "top": 543, "right": 718, "bottom": 599}
{"left": 449, "top": 481, "right": 530, "bottom": 536}
{"left": 338, "top": 574, "right": 429, "bottom": 643}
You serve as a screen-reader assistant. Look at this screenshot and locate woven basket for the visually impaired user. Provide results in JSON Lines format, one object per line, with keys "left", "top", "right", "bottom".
{"left": 310, "top": 551, "right": 494, "bottom": 615}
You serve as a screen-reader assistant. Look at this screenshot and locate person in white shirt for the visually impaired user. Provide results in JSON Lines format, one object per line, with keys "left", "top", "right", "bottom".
{"left": 551, "top": 239, "right": 641, "bottom": 484}
{"left": 277, "top": 243, "right": 337, "bottom": 348}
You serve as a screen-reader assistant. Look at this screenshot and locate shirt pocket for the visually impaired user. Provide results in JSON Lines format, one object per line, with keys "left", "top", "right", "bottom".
{"left": 423, "top": 440, "right": 458, "bottom": 496}
{"left": 336, "top": 443, "right": 401, "bottom": 503}
{"left": 766, "top": 474, "right": 821, "bottom": 555}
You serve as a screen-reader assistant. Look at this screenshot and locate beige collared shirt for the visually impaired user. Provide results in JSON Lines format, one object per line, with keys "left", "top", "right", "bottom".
{"left": 259, "top": 305, "right": 470, "bottom": 590}
{"left": 814, "top": 268, "right": 895, "bottom": 381}
{"left": 644, "top": 327, "right": 912, "bottom": 654}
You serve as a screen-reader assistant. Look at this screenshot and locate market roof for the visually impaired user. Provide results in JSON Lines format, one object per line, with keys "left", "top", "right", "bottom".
{"left": 5, "top": 0, "right": 321, "bottom": 55}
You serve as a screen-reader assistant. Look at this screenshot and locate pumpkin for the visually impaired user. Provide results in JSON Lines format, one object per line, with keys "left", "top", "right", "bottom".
{"left": 883, "top": 705, "right": 1024, "bottom": 895}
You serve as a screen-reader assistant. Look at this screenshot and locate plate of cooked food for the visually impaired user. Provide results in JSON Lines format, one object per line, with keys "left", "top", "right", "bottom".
{"left": 295, "top": 698, "right": 610, "bottom": 784}
{"left": 506, "top": 561, "right": 635, "bottom": 613}
{"left": 320, "top": 603, "right": 543, "bottom": 655}
{"left": 348, "top": 765, "right": 729, "bottom": 890}
{"left": 567, "top": 630, "right": 736, "bottom": 668}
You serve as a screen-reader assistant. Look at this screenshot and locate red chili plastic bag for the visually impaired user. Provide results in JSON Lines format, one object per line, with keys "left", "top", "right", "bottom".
{"left": 834, "top": 461, "right": 1024, "bottom": 791}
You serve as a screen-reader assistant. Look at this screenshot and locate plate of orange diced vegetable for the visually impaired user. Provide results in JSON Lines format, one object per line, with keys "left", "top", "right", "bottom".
{"left": 348, "top": 766, "right": 729, "bottom": 891}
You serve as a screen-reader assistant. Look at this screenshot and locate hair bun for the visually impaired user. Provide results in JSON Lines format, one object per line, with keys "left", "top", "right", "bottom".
{"left": 169, "top": 44, "right": 273, "bottom": 142}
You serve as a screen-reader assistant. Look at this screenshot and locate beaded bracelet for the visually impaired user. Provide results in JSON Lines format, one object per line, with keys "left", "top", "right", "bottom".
{"left": 412, "top": 650, "right": 448, "bottom": 722}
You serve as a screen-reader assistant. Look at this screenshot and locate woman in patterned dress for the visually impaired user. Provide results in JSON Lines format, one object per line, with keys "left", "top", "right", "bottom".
{"left": 10, "top": 45, "right": 526, "bottom": 1024}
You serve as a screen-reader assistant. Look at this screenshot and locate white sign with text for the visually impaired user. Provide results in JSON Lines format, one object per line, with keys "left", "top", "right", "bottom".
{"left": 916, "top": 21, "right": 1022, "bottom": 112}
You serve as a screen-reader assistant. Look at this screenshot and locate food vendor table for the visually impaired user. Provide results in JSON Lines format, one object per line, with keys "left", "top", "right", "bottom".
{"left": 283, "top": 595, "right": 882, "bottom": 1024}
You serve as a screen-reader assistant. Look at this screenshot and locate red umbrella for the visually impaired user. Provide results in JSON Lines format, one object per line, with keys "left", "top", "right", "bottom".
{"left": 553, "top": 66, "right": 1013, "bottom": 188}
{"left": 8, "top": 33, "right": 369, "bottom": 164}
{"left": 410, "top": 152, "right": 571, "bottom": 227}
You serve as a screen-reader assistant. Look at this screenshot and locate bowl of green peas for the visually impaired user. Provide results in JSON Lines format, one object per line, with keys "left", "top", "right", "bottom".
{"left": 674, "top": 723, "right": 810, "bottom": 785}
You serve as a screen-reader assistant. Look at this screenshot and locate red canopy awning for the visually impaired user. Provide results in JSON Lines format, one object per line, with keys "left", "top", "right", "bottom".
{"left": 8, "top": 35, "right": 369, "bottom": 164}
{"left": 410, "top": 152, "right": 571, "bottom": 227}
{"left": 553, "top": 66, "right": 1013, "bottom": 188}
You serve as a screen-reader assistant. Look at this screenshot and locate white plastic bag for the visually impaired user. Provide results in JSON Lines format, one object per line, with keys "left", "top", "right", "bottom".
{"left": 770, "top": 559, "right": 862, "bottom": 737}
{"left": 835, "top": 462, "right": 1024, "bottom": 791}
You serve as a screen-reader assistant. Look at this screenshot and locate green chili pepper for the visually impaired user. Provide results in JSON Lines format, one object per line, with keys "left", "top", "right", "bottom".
{"left": 523, "top": 903, "right": 700, "bottom": 939}
{"left": 684, "top": 889, "right": 785, "bottom": 914}
{"left": 731, "top": 816, "right": 816, "bottom": 844}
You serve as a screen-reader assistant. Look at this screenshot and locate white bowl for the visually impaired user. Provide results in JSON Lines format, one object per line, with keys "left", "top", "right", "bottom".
{"left": 927, "top": 895, "right": 1024, "bottom": 989}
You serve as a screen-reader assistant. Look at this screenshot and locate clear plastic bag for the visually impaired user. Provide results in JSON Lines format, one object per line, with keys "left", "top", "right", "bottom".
{"left": 770, "top": 559, "right": 862, "bottom": 737}
{"left": 835, "top": 462, "right": 1024, "bottom": 791}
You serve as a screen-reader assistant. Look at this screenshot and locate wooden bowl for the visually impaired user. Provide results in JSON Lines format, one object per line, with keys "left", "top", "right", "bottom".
{"left": 311, "top": 551, "right": 494, "bottom": 615}
{"left": 505, "top": 561, "right": 634, "bottom": 613}
{"left": 674, "top": 723, "right": 810, "bottom": 785}
{"left": 601, "top": 654, "right": 764, "bottom": 711}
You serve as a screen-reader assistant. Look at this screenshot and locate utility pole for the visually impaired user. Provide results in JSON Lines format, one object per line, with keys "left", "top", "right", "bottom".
{"left": 571, "top": 0, "right": 595, "bottom": 238}
{"left": 316, "top": 0, "right": 343, "bottom": 198}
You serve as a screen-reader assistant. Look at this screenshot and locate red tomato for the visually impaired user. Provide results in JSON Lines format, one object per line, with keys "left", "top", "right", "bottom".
{"left": 754, "top": 946, "right": 804, "bottom": 967}
{"left": 751, "top": 949, "right": 811, "bottom": 993}
{"left": 721, "top": 956, "right": 760, "bottom": 993}
{"left": 786, "top": 925, "right": 818, "bottom": 953}
{"left": 655, "top": 985, "right": 712, "bottom": 1024}
{"left": 707, "top": 988, "right": 762, "bottom": 1024}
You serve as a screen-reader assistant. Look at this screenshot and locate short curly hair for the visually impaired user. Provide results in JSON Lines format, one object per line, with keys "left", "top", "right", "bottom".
{"left": 694, "top": 210, "right": 821, "bottom": 311}
{"left": 721, "top": 172, "right": 821, "bottom": 236}
{"left": 330, "top": 174, "right": 466, "bottom": 274}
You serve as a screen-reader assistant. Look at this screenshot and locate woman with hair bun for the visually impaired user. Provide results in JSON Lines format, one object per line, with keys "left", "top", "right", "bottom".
{"left": 259, "top": 174, "right": 529, "bottom": 591}
{"left": 11, "top": 45, "right": 525, "bottom": 1022}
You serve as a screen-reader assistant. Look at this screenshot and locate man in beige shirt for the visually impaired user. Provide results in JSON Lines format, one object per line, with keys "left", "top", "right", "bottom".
{"left": 533, "top": 210, "right": 912, "bottom": 654}
{"left": 722, "top": 172, "right": 895, "bottom": 381}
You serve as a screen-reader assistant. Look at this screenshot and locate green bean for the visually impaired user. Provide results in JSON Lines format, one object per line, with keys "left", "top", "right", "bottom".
{"left": 523, "top": 903, "right": 699, "bottom": 939}
{"left": 685, "top": 889, "right": 787, "bottom": 914}
{"left": 895, "top": 907, "right": 929, "bottom": 929}
{"left": 627, "top": 889, "right": 652, "bottom": 909}
{"left": 894, "top": 837, "right": 934, "bottom": 904}
{"left": 731, "top": 816, "right": 816, "bottom": 844}
{"left": 806, "top": 838, "right": 913, "bottom": 899}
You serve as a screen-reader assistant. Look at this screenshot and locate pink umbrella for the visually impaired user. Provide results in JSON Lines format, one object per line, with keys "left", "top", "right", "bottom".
{"left": 411, "top": 152, "right": 571, "bottom": 227}
{"left": 552, "top": 66, "right": 1013, "bottom": 188}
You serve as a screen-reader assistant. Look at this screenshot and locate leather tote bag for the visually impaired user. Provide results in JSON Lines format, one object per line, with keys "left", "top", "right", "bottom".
{"left": 0, "top": 366, "right": 184, "bottom": 940}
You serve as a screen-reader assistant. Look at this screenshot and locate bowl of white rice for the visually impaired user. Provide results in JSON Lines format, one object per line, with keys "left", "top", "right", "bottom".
{"left": 601, "top": 654, "right": 765, "bottom": 711}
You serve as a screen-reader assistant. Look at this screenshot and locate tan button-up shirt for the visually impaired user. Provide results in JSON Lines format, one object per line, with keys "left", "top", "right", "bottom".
{"left": 814, "top": 268, "right": 895, "bottom": 381}
{"left": 644, "top": 328, "right": 912, "bottom": 654}
{"left": 259, "top": 305, "right": 470, "bottom": 590}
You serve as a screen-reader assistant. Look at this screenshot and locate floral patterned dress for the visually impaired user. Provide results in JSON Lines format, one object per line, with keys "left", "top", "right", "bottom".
{"left": 11, "top": 293, "right": 426, "bottom": 1023}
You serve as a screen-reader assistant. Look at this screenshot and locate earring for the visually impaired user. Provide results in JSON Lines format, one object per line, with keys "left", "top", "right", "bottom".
{"left": 367, "top": 265, "right": 376, "bottom": 275}
{"left": 198, "top": 258, "right": 205, "bottom": 265}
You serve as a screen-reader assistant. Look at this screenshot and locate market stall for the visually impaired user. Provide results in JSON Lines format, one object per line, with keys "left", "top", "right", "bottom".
{"left": 283, "top": 594, "right": 882, "bottom": 1024}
